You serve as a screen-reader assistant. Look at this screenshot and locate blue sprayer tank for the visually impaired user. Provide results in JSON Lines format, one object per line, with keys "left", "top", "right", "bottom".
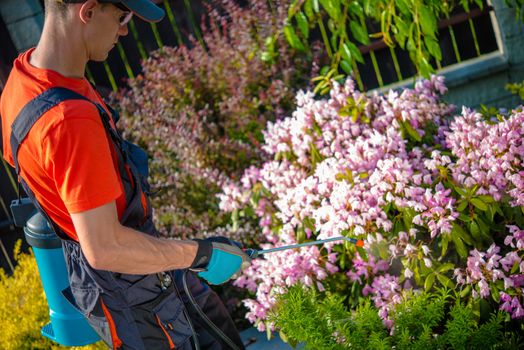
{"left": 24, "top": 212, "right": 100, "bottom": 346}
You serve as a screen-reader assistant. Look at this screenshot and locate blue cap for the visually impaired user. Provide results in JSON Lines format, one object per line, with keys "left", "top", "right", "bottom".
{"left": 120, "top": 0, "right": 165, "bottom": 22}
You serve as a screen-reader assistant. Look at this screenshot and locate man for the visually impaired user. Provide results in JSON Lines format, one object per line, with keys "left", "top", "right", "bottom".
{"left": 0, "top": 1, "right": 249, "bottom": 349}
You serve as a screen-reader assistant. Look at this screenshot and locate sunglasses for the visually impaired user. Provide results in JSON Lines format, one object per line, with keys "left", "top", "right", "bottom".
{"left": 115, "top": 9, "right": 133, "bottom": 26}
{"left": 63, "top": 0, "right": 133, "bottom": 26}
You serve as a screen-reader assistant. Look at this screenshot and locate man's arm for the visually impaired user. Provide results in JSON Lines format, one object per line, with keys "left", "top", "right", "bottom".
{"left": 71, "top": 200, "right": 199, "bottom": 274}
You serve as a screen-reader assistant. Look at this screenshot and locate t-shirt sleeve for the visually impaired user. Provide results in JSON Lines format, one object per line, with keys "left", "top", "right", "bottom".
{"left": 42, "top": 102, "right": 123, "bottom": 214}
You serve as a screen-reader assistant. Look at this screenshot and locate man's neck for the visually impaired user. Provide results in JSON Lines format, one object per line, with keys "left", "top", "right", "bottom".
{"left": 30, "top": 20, "right": 88, "bottom": 79}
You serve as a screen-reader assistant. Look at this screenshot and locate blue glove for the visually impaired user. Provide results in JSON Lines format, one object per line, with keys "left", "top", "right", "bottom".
{"left": 190, "top": 237, "right": 251, "bottom": 285}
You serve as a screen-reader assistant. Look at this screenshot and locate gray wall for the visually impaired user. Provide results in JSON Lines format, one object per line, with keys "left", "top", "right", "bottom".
{"left": 0, "top": 0, "right": 43, "bottom": 53}
{"left": 442, "top": 0, "right": 524, "bottom": 109}
{"left": 376, "top": 0, "right": 524, "bottom": 110}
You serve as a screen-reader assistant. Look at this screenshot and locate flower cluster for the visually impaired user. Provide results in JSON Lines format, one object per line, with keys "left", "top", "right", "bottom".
{"left": 455, "top": 225, "right": 524, "bottom": 319}
{"left": 218, "top": 76, "right": 524, "bottom": 330}
{"left": 235, "top": 244, "right": 333, "bottom": 331}
{"left": 446, "top": 108, "right": 524, "bottom": 205}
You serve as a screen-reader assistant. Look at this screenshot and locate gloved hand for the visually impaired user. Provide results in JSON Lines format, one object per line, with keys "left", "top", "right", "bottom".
{"left": 190, "top": 237, "right": 251, "bottom": 285}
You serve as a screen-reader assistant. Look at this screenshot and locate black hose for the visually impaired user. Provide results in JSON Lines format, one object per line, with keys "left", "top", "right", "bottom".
{"left": 182, "top": 270, "right": 241, "bottom": 350}
{"left": 173, "top": 279, "right": 200, "bottom": 350}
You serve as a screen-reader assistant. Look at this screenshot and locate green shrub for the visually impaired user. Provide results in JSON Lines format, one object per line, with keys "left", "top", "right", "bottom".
{"left": 0, "top": 241, "right": 105, "bottom": 350}
{"left": 270, "top": 284, "right": 521, "bottom": 350}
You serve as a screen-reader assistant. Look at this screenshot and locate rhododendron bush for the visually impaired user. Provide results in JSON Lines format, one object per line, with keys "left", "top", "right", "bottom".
{"left": 219, "top": 76, "right": 524, "bottom": 334}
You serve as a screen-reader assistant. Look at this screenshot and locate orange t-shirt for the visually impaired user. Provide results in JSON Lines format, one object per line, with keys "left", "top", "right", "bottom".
{"left": 0, "top": 49, "right": 126, "bottom": 241}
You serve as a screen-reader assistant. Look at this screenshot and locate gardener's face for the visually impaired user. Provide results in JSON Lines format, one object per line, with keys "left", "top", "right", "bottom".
{"left": 84, "top": 1, "right": 130, "bottom": 61}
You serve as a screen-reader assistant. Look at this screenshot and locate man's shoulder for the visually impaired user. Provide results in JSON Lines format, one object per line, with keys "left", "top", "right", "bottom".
{"left": 52, "top": 96, "right": 103, "bottom": 121}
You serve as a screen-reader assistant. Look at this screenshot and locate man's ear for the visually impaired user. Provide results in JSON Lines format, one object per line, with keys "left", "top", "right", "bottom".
{"left": 78, "top": 0, "right": 98, "bottom": 24}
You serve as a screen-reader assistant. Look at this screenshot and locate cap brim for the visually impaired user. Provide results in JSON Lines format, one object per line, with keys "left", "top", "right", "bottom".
{"left": 123, "top": 0, "right": 165, "bottom": 23}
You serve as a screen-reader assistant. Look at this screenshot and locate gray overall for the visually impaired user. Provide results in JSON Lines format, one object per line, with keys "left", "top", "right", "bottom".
{"left": 9, "top": 87, "right": 245, "bottom": 349}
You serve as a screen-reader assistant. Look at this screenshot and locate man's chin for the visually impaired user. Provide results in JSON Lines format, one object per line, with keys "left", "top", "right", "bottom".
{"left": 90, "top": 52, "right": 111, "bottom": 62}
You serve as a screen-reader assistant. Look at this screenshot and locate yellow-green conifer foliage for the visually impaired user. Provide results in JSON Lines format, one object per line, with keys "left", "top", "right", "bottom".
{"left": 0, "top": 241, "right": 105, "bottom": 349}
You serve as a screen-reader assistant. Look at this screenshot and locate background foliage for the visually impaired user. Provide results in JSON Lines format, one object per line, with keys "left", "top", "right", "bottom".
{"left": 0, "top": 242, "right": 105, "bottom": 350}
{"left": 116, "top": 0, "right": 322, "bottom": 239}
{"left": 279, "top": 0, "right": 486, "bottom": 94}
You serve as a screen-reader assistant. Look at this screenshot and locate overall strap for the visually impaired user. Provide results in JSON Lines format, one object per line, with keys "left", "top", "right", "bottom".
{"left": 10, "top": 86, "right": 151, "bottom": 235}
{"left": 9, "top": 87, "right": 111, "bottom": 240}
{"left": 10, "top": 87, "right": 94, "bottom": 174}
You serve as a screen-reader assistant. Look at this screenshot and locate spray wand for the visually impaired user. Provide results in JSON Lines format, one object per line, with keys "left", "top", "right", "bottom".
{"left": 244, "top": 236, "right": 364, "bottom": 259}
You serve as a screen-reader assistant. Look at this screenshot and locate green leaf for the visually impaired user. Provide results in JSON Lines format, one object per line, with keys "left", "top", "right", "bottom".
{"left": 441, "top": 233, "right": 450, "bottom": 257}
{"left": 438, "top": 263, "right": 455, "bottom": 273}
{"left": 451, "top": 234, "right": 468, "bottom": 258}
{"left": 396, "top": 0, "right": 411, "bottom": 15}
{"left": 402, "top": 121, "right": 422, "bottom": 142}
{"left": 460, "top": 285, "right": 472, "bottom": 298}
{"left": 296, "top": 12, "right": 310, "bottom": 39}
{"left": 457, "top": 200, "right": 468, "bottom": 212}
{"left": 312, "top": 0, "right": 319, "bottom": 13}
{"left": 424, "top": 36, "right": 442, "bottom": 61}
{"left": 406, "top": 24, "right": 416, "bottom": 51}
{"left": 436, "top": 274, "right": 454, "bottom": 288}
{"left": 376, "top": 240, "right": 389, "bottom": 260}
{"left": 402, "top": 207, "right": 416, "bottom": 231}
{"left": 452, "top": 223, "right": 474, "bottom": 246}
{"left": 418, "top": 56, "right": 433, "bottom": 78}
{"left": 284, "top": 25, "right": 306, "bottom": 51}
{"left": 491, "top": 285, "right": 500, "bottom": 302}
{"left": 340, "top": 59, "right": 353, "bottom": 74}
{"left": 424, "top": 273, "right": 435, "bottom": 291}
{"left": 347, "top": 41, "right": 364, "bottom": 63}
{"left": 469, "top": 184, "right": 480, "bottom": 196}
{"left": 419, "top": 6, "right": 437, "bottom": 38}
{"left": 310, "top": 142, "right": 324, "bottom": 168}
{"left": 319, "top": 0, "right": 340, "bottom": 20}
{"left": 475, "top": 216, "right": 492, "bottom": 241}
{"left": 478, "top": 195, "right": 495, "bottom": 203}
{"left": 458, "top": 213, "right": 472, "bottom": 222}
{"left": 469, "top": 220, "right": 482, "bottom": 242}
{"left": 487, "top": 204, "right": 496, "bottom": 223}
{"left": 493, "top": 202, "right": 503, "bottom": 216}
{"left": 297, "top": 226, "right": 306, "bottom": 243}
{"left": 232, "top": 209, "right": 239, "bottom": 231}
{"left": 471, "top": 198, "right": 488, "bottom": 211}
{"left": 453, "top": 186, "right": 467, "bottom": 197}
{"left": 394, "top": 17, "right": 409, "bottom": 48}
{"left": 303, "top": 216, "right": 316, "bottom": 231}
{"left": 319, "top": 65, "right": 330, "bottom": 76}
{"left": 341, "top": 43, "right": 352, "bottom": 62}
{"left": 279, "top": 330, "right": 288, "bottom": 343}
{"left": 350, "top": 21, "right": 370, "bottom": 45}
{"left": 511, "top": 261, "right": 520, "bottom": 274}
{"left": 348, "top": 1, "right": 363, "bottom": 17}
{"left": 356, "top": 246, "right": 368, "bottom": 262}
{"left": 304, "top": 0, "right": 315, "bottom": 20}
